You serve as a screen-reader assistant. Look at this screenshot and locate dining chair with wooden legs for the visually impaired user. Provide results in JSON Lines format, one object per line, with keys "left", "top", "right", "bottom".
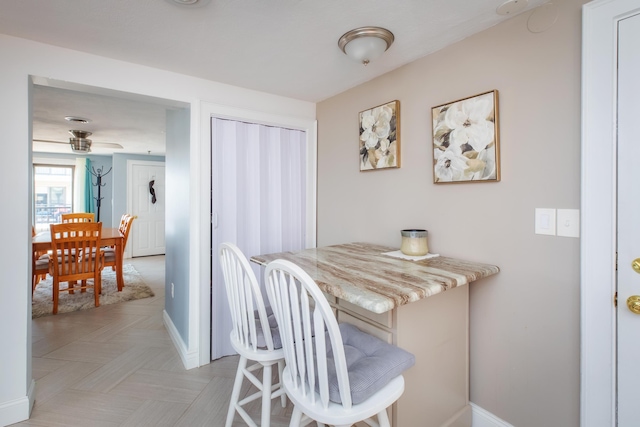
{"left": 49, "top": 222, "right": 104, "bottom": 315}
{"left": 61, "top": 212, "right": 95, "bottom": 223}
{"left": 32, "top": 252, "right": 50, "bottom": 295}
{"left": 32, "top": 226, "right": 49, "bottom": 293}
{"left": 101, "top": 214, "right": 134, "bottom": 284}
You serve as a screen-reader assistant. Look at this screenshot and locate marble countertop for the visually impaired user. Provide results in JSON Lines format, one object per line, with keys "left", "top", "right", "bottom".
{"left": 251, "top": 242, "right": 500, "bottom": 314}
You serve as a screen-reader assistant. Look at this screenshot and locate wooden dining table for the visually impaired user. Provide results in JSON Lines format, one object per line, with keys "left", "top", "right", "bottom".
{"left": 33, "top": 227, "right": 126, "bottom": 291}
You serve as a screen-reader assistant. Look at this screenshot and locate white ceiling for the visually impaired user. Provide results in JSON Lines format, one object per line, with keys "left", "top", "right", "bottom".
{"left": 31, "top": 82, "right": 188, "bottom": 156}
{"left": 0, "top": 0, "right": 546, "bottom": 155}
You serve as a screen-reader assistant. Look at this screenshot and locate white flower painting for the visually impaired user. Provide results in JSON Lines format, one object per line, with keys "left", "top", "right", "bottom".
{"left": 432, "top": 91, "right": 500, "bottom": 183}
{"left": 359, "top": 100, "right": 400, "bottom": 171}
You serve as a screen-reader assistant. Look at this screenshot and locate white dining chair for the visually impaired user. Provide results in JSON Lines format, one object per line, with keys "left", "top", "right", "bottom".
{"left": 264, "top": 259, "right": 415, "bottom": 427}
{"left": 219, "top": 242, "right": 286, "bottom": 427}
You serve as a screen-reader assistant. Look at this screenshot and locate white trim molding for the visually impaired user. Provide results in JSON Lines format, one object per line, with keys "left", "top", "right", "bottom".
{"left": 471, "top": 403, "right": 514, "bottom": 427}
{"left": 163, "top": 310, "right": 199, "bottom": 370}
{"left": 0, "top": 380, "right": 35, "bottom": 426}
{"left": 32, "top": 157, "right": 77, "bottom": 166}
{"left": 581, "top": 1, "right": 640, "bottom": 426}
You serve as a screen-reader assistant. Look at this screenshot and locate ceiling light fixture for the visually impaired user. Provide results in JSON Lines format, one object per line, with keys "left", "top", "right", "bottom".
{"left": 338, "top": 26, "right": 394, "bottom": 66}
{"left": 69, "top": 130, "right": 92, "bottom": 153}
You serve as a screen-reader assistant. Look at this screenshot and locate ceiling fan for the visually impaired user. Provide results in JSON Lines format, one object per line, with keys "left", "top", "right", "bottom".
{"left": 33, "top": 130, "right": 124, "bottom": 153}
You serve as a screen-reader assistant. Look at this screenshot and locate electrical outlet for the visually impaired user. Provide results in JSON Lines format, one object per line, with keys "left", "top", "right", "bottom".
{"left": 557, "top": 209, "right": 580, "bottom": 238}
{"left": 171, "top": 282, "right": 174, "bottom": 298}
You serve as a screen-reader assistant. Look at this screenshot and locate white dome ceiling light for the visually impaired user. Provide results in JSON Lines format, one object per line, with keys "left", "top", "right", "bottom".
{"left": 338, "top": 27, "right": 395, "bottom": 66}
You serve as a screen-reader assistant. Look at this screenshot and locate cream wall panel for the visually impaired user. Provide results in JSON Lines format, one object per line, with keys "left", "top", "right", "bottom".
{"left": 316, "top": 0, "right": 585, "bottom": 425}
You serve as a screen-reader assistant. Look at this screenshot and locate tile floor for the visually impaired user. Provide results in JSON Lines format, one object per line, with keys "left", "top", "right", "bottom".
{"left": 15, "top": 255, "right": 295, "bottom": 427}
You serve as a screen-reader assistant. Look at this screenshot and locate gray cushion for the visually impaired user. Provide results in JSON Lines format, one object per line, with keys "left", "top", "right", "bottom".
{"left": 35, "top": 257, "right": 50, "bottom": 270}
{"left": 254, "top": 306, "right": 282, "bottom": 349}
{"left": 80, "top": 247, "right": 115, "bottom": 263}
{"left": 324, "top": 323, "right": 415, "bottom": 405}
{"left": 102, "top": 248, "right": 116, "bottom": 263}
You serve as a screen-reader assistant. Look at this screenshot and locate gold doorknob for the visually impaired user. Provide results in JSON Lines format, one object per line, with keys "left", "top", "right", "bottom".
{"left": 632, "top": 258, "right": 640, "bottom": 273}
{"left": 627, "top": 296, "right": 640, "bottom": 314}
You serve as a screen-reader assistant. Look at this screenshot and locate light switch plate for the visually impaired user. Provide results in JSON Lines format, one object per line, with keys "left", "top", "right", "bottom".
{"left": 557, "top": 209, "right": 580, "bottom": 238}
{"left": 535, "top": 208, "right": 556, "bottom": 235}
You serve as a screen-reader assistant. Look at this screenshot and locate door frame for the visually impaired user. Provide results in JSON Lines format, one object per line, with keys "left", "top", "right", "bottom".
{"left": 126, "top": 159, "right": 166, "bottom": 259}
{"left": 581, "top": 1, "right": 640, "bottom": 425}
{"left": 196, "top": 101, "right": 317, "bottom": 365}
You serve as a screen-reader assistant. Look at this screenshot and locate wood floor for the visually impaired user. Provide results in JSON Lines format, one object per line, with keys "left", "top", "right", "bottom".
{"left": 15, "top": 255, "right": 295, "bottom": 427}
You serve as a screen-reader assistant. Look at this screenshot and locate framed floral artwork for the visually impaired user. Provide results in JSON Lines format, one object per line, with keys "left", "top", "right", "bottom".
{"left": 359, "top": 100, "right": 400, "bottom": 171}
{"left": 431, "top": 90, "right": 500, "bottom": 183}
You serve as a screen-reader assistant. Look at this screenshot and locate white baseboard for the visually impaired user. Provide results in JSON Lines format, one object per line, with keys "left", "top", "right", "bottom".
{"left": 0, "top": 380, "right": 35, "bottom": 426}
{"left": 471, "top": 402, "right": 514, "bottom": 427}
{"left": 163, "top": 310, "right": 199, "bottom": 370}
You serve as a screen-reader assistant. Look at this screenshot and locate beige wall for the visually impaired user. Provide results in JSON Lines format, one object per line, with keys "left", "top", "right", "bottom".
{"left": 316, "top": 0, "right": 585, "bottom": 425}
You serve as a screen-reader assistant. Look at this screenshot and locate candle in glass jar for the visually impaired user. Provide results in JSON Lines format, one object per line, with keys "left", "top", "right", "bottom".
{"left": 400, "top": 229, "right": 429, "bottom": 256}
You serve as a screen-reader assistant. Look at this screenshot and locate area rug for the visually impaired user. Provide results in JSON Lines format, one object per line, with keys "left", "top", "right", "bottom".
{"left": 32, "top": 264, "right": 155, "bottom": 318}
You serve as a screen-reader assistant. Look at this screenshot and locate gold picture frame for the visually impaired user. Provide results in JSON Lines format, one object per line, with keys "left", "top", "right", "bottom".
{"left": 359, "top": 100, "right": 400, "bottom": 171}
{"left": 431, "top": 90, "right": 500, "bottom": 183}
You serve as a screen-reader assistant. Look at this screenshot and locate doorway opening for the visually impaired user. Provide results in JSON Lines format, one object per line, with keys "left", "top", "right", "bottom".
{"left": 29, "top": 77, "right": 187, "bottom": 393}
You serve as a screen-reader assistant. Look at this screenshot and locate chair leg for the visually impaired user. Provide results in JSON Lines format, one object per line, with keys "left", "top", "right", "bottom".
{"left": 94, "top": 276, "right": 101, "bottom": 308}
{"left": 289, "top": 406, "right": 303, "bottom": 427}
{"left": 226, "top": 356, "right": 247, "bottom": 427}
{"left": 96, "top": 273, "right": 102, "bottom": 298}
{"left": 278, "top": 360, "right": 286, "bottom": 407}
{"left": 261, "top": 363, "right": 273, "bottom": 427}
{"left": 32, "top": 273, "right": 47, "bottom": 295}
{"left": 52, "top": 279, "right": 59, "bottom": 315}
{"left": 376, "top": 408, "right": 391, "bottom": 427}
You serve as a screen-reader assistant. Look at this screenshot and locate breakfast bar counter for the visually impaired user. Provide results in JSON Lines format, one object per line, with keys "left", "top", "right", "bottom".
{"left": 251, "top": 242, "right": 499, "bottom": 313}
{"left": 251, "top": 242, "right": 499, "bottom": 427}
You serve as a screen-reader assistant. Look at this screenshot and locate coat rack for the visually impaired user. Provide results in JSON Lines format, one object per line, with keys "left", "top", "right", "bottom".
{"left": 87, "top": 165, "right": 112, "bottom": 222}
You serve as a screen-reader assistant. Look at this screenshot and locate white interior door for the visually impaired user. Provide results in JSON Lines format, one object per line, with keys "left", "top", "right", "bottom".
{"left": 617, "top": 12, "right": 640, "bottom": 425}
{"left": 128, "top": 161, "right": 166, "bottom": 257}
